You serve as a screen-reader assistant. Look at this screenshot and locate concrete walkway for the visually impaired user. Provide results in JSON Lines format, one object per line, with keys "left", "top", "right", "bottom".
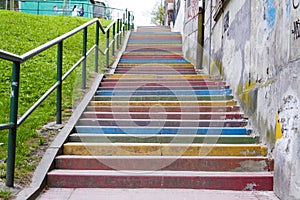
{"left": 37, "top": 188, "right": 279, "bottom": 200}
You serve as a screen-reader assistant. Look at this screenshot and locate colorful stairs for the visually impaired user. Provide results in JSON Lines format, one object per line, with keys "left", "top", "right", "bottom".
{"left": 47, "top": 26, "right": 273, "bottom": 190}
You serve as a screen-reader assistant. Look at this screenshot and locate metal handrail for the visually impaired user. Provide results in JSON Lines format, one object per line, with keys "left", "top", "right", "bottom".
{"left": 0, "top": 9, "right": 134, "bottom": 187}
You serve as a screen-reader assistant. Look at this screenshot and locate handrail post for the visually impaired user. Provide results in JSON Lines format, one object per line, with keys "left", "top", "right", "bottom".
{"left": 56, "top": 41, "right": 63, "bottom": 124}
{"left": 119, "top": 18, "right": 123, "bottom": 45}
{"left": 6, "top": 61, "right": 21, "bottom": 187}
{"left": 112, "top": 22, "right": 116, "bottom": 56}
{"left": 82, "top": 27, "right": 87, "bottom": 90}
{"left": 128, "top": 11, "right": 131, "bottom": 31}
{"left": 123, "top": 13, "right": 126, "bottom": 37}
{"left": 106, "top": 29, "right": 110, "bottom": 68}
{"left": 117, "top": 19, "right": 120, "bottom": 49}
{"left": 95, "top": 22, "right": 100, "bottom": 73}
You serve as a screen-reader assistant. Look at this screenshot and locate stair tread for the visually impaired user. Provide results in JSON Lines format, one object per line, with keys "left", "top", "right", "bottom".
{"left": 48, "top": 170, "right": 273, "bottom": 176}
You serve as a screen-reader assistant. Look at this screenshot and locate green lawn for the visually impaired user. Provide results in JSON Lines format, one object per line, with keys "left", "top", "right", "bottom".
{"left": 0, "top": 10, "right": 112, "bottom": 187}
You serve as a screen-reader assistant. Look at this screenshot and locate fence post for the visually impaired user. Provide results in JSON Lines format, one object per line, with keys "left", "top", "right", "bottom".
{"left": 106, "top": 29, "right": 110, "bottom": 68}
{"left": 56, "top": 41, "right": 63, "bottom": 124}
{"left": 95, "top": 22, "right": 100, "bottom": 73}
{"left": 123, "top": 13, "right": 126, "bottom": 37}
{"left": 82, "top": 27, "right": 87, "bottom": 90}
{"left": 128, "top": 11, "right": 131, "bottom": 31}
{"left": 6, "top": 61, "right": 21, "bottom": 187}
{"left": 120, "top": 18, "right": 123, "bottom": 45}
{"left": 117, "top": 19, "right": 120, "bottom": 49}
{"left": 112, "top": 22, "right": 116, "bottom": 56}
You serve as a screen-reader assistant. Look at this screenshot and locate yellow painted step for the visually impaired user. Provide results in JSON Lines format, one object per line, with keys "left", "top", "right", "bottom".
{"left": 90, "top": 101, "right": 237, "bottom": 107}
{"left": 63, "top": 143, "right": 267, "bottom": 157}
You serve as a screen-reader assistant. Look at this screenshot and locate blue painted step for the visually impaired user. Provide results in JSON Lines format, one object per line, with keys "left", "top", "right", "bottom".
{"left": 97, "top": 90, "right": 232, "bottom": 96}
{"left": 75, "top": 126, "right": 252, "bottom": 135}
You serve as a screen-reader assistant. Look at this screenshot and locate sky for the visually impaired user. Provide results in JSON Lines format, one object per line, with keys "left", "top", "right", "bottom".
{"left": 108, "top": 0, "right": 160, "bottom": 26}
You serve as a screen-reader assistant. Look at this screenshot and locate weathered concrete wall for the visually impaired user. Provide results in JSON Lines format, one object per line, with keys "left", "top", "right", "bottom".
{"left": 176, "top": 0, "right": 199, "bottom": 67}
{"left": 202, "top": 0, "right": 300, "bottom": 199}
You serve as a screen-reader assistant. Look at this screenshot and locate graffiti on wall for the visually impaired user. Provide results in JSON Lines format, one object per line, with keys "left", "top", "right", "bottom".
{"left": 290, "top": 0, "right": 300, "bottom": 60}
{"left": 187, "top": 0, "right": 198, "bottom": 19}
{"left": 292, "top": 19, "right": 300, "bottom": 39}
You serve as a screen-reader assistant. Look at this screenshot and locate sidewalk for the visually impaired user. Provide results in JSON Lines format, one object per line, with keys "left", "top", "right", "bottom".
{"left": 37, "top": 188, "right": 279, "bottom": 200}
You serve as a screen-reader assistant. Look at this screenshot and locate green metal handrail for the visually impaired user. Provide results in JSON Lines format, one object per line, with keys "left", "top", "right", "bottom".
{"left": 0, "top": 10, "right": 134, "bottom": 187}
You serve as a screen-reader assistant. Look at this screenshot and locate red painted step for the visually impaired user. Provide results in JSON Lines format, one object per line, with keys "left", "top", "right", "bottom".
{"left": 47, "top": 170, "right": 273, "bottom": 190}
{"left": 55, "top": 156, "right": 271, "bottom": 172}
{"left": 115, "top": 68, "right": 195, "bottom": 72}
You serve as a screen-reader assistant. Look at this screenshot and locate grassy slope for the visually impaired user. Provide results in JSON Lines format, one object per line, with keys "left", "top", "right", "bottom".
{"left": 0, "top": 10, "right": 110, "bottom": 185}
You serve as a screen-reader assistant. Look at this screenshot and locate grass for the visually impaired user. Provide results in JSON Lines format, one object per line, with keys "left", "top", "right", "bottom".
{"left": 0, "top": 10, "right": 114, "bottom": 189}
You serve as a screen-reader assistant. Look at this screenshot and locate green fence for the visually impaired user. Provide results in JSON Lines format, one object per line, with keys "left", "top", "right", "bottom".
{"left": 0, "top": 11, "right": 134, "bottom": 187}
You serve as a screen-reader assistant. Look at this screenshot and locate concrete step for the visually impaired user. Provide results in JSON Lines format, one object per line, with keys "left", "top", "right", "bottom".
{"left": 121, "top": 55, "right": 185, "bottom": 59}
{"left": 96, "top": 90, "right": 232, "bottom": 96}
{"left": 89, "top": 100, "right": 238, "bottom": 107}
{"left": 54, "top": 156, "right": 272, "bottom": 172}
{"left": 85, "top": 106, "right": 240, "bottom": 112}
{"left": 63, "top": 143, "right": 266, "bottom": 156}
{"left": 81, "top": 112, "right": 244, "bottom": 120}
{"left": 115, "top": 68, "right": 195, "bottom": 72}
{"left": 47, "top": 170, "right": 273, "bottom": 190}
{"left": 74, "top": 126, "right": 252, "bottom": 135}
{"left": 127, "top": 40, "right": 182, "bottom": 44}
{"left": 77, "top": 119, "right": 248, "bottom": 127}
{"left": 99, "top": 86, "right": 230, "bottom": 90}
{"left": 106, "top": 74, "right": 212, "bottom": 79}
{"left": 100, "top": 81, "right": 226, "bottom": 87}
{"left": 68, "top": 134, "right": 259, "bottom": 144}
{"left": 92, "top": 95, "right": 234, "bottom": 101}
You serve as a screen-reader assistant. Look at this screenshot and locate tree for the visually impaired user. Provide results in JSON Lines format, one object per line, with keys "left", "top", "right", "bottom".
{"left": 151, "top": 0, "right": 164, "bottom": 25}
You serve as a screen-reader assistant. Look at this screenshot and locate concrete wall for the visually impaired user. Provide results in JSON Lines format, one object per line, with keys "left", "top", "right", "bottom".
{"left": 202, "top": 0, "right": 300, "bottom": 199}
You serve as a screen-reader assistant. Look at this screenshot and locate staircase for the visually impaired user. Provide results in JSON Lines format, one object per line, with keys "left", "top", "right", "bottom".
{"left": 47, "top": 26, "right": 273, "bottom": 191}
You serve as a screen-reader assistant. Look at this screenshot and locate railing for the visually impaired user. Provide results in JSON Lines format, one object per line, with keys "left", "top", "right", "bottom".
{"left": 0, "top": 11, "right": 134, "bottom": 187}
{"left": 16, "top": 0, "right": 124, "bottom": 19}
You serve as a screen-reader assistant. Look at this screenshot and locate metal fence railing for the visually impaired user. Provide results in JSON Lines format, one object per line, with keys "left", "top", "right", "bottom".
{"left": 0, "top": 11, "right": 134, "bottom": 187}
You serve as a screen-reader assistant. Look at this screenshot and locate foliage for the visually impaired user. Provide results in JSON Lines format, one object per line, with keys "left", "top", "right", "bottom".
{"left": 0, "top": 10, "right": 110, "bottom": 186}
{"left": 150, "top": 0, "right": 164, "bottom": 25}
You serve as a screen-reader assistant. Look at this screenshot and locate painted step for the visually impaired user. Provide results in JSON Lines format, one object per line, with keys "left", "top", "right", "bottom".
{"left": 92, "top": 95, "right": 234, "bottom": 101}
{"left": 85, "top": 105, "right": 240, "bottom": 112}
{"left": 100, "top": 81, "right": 226, "bottom": 87}
{"left": 74, "top": 126, "right": 251, "bottom": 135}
{"left": 77, "top": 119, "right": 248, "bottom": 127}
{"left": 115, "top": 68, "right": 195, "bottom": 72}
{"left": 121, "top": 55, "right": 185, "bottom": 59}
{"left": 47, "top": 170, "right": 273, "bottom": 191}
{"left": 89, "top": 100, "right": 238, "bottom": 107}
{"left": 81, "top": 112, "right": 244, "bottom": 120}
{"left": 63, "top": 143, "right": 266, "bottom": 156}
{"left": 102, "top": 78, "right": 222, "bottom": 82}
{"left": 106, "top": 74, "right": 212, "bottom": 79}
{"left": 69, "top": 134, "right": 259, "bottom": 144}
{"left": 117, "top": 63, "right": 194, "bottom": 67}
{"left": 127, "top": 40, "right": 182, "bottom": 44}
{"left": 97, "top": 90, "right": 232, "bottom": 96}
{"left": 119, "top": 59, "right": 189, "bottom": 64}
{"left": 99, "top": 86, "right": 230, "bottom": 90}
{"left": 115, "top": 71, "right": 195, "bottom": 75}
{"left": 55, "top": 156, "right": 271, "bottom": 172}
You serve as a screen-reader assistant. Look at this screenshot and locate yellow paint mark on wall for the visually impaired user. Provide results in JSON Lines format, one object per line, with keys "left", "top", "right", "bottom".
{"left": 276, "top": 113, "right": 283, "bottom": 141}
